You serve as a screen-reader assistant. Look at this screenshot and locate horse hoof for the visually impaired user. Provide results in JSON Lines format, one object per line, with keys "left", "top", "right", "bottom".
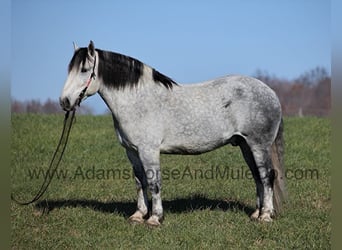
{"left": 145, "top": 215, "right": 161, "bottom": 227}
{"left": 250, "top": 209, "right": 260, "bottom": 220}
{"left": 258, "top": 213, "right": 273, "bottom": 222}
{"left": 128, "top": 210, "right": 145, "bottom": 224}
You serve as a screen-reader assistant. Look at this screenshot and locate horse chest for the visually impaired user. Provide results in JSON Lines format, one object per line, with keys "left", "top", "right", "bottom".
{"left": 114, "top": 126, "right": 137, "bottom": 151}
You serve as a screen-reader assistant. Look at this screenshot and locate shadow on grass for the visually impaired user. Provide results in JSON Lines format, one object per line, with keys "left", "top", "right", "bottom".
{"left": 35, "top": 195, "right": 254, "bottom": 217}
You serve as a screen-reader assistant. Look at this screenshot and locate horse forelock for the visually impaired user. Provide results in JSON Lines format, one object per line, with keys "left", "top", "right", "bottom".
{"left": 68, "top": 48, "right": 88, "bottom": 73}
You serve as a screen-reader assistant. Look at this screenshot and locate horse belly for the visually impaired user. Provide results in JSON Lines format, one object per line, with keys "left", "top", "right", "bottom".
{"left": 160, "top": 140, "right": 229, "bottom": 155}
{"left": 160, "top": 116, "right": 235, "bottom": 155}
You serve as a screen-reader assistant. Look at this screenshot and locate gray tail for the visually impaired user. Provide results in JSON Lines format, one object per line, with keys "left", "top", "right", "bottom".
{"left": 271, "top": 118, "right": 287, "bottom": 214}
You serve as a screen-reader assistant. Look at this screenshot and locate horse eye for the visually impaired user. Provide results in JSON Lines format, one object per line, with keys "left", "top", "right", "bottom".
{"left": 81, "top": 68, "right": 88, "bottom": 73}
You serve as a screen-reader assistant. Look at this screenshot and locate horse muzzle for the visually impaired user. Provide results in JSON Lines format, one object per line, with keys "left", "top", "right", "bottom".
{"left": 59, "top": 96, "right": 74, "bottom": 111}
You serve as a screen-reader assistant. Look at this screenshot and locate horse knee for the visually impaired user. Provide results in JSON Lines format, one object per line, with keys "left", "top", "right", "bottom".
{"left": 147, "top": 180, "right": 161, "bottom": 194}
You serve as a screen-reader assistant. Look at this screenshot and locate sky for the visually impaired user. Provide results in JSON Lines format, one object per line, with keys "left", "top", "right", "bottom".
{"left": 12, "top": 0, "right": 330, "bottom": 114}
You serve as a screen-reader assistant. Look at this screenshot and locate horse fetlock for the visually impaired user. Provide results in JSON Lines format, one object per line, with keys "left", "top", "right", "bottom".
{"left": 128, "top": 210, "right": 146, "bottom": 224}
{"left": 258, "top": 212, "right": 273, "bottom": 222}
{"left": 257, "top": 208, "right": 274, "bottom": 222}
{"left": 145, "top": 215, "right": 163, "bottom": 227}
{"left": 250, "top": 209, "right": 260, "bottom": 220}
{"left": 250, "top": 208, "right": 275, "bottom": 222}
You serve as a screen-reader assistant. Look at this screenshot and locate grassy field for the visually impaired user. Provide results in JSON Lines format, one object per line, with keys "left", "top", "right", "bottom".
{"left": 11, "top": 114, "right": 331, "bottom": 249}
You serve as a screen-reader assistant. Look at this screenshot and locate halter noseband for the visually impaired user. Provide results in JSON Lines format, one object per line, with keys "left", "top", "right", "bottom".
{"left": 77, "top": 56, "right": 97, "bottom": 106}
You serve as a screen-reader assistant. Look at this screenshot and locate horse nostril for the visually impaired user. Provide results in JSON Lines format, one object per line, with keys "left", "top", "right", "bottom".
{"left": 60, "top": 97, "right": 71, "bottom": 111}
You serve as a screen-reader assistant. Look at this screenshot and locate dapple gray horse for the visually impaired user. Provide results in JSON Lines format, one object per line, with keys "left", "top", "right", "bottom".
{"left": 60, "top": 41, "right": 286, "bottom": 226}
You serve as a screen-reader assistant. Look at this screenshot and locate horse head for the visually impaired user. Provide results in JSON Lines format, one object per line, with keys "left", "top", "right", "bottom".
{"left": 60, "top": 41, "right": 100, "bottom": 111}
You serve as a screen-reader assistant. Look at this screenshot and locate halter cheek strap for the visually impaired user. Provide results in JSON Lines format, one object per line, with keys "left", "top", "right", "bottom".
{"left": 77, "top": 56, "right": 97, "bottom": 106}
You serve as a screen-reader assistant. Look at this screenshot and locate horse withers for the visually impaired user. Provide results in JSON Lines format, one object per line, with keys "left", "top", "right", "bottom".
{"left": 60, "top": 41, "right": 286, "bottom": 226}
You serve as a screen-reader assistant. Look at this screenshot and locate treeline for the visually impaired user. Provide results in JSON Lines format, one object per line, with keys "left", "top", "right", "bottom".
{"left": 12, "top": 67, "right": 330, "bottom": 116}
{"left": 254, "top": 66, "right": 330, "bottom": 117}
{"left": 11, "top": 98, "right": 93, "bottom": 115}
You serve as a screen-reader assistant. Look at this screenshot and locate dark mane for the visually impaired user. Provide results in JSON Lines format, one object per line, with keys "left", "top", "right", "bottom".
{"left": 152, "top": 68, "right": 177, "bottom": 89}
{"left": 97, "top": 49, "right": 143, "bottom": 89}
{"left": 68, "top": 47, "right": 177, "bottom": 90}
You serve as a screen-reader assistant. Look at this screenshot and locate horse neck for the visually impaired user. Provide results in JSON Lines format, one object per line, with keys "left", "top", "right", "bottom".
{"left": 98, "top": 73, "right": 168, "bottom": 118}
{"left": 96, "top": 51, "right": 175, "bottom": 116}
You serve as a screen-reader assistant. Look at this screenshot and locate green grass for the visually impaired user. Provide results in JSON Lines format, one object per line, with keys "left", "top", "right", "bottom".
{"left": 11, "top": 114, "right": 331, "bottom": 249}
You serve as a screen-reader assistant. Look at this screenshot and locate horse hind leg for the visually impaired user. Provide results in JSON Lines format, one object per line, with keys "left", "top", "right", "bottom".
{"left": 238, "top": 138, "right": 263, "bottom": 220}
{"left": 250, "top": 145, "right": 275, "bottom": 222}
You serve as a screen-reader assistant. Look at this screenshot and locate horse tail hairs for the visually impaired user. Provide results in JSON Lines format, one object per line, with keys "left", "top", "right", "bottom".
{"left": 271, "top": 118, "right": 287, "bottom": 214}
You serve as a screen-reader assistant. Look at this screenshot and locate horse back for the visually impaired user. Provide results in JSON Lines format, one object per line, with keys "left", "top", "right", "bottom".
{"left": 159, "top": 75, "right": 281, "bottom": 153}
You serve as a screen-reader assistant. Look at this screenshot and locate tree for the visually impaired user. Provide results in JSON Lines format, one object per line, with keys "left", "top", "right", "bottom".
{"left": 11, "top": 99, "right": 93, "bottom": 115}
{"left": 254, "top": 67, "right": 330, "bottom": 117}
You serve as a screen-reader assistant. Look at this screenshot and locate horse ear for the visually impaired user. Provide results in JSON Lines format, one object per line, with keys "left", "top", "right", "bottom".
{"left": 88, "top": 40, "right": 95, "bottom": 57}
{"left": 73, "top": 42, "right": 79, "bottom": 51}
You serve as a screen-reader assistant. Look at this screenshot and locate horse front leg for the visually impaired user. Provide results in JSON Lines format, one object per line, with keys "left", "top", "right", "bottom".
{"left": 126, "top": 150, "right": 149, "bottom": 224}
{"left": 139, "top": 149, "right": 163, "bottom": 227}
{"left": 129, "top": 186, "right": 148, "bottom": 224}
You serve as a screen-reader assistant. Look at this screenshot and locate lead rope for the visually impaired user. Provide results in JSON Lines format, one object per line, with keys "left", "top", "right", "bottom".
{"left": 11, "top": 56, "right": 96, "bottom": 205}
{"left": 11, "top": 109, "right": 75, "bottom": 205}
